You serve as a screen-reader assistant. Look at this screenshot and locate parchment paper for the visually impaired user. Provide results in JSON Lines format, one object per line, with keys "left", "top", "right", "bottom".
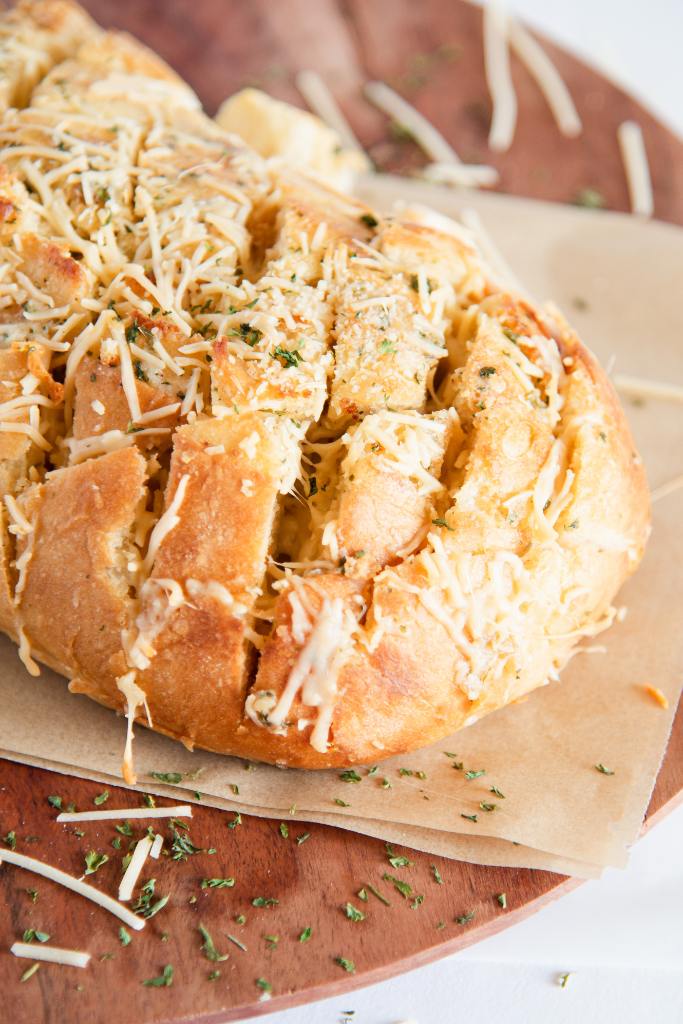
{"left": 1, "top": 180, "right": 681, "bottom": 878}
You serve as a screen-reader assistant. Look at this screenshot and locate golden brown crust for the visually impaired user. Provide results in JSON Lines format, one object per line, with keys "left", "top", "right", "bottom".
{"left": 17, "top": 447, "right": 147, "bottom": 693}
{"left": 0, "top": 2, "right": 651, "bottom": 773}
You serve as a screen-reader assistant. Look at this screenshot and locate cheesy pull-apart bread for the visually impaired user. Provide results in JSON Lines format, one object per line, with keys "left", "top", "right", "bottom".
{"left": 0, "top": 1, "right": 649, "bottom": 777}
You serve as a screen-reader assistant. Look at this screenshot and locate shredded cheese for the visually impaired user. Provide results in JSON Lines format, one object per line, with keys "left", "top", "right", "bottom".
{"left": 650, "top": 473, "right": 683, "bottom": 504}
{"left": 0, "top": 850, "right": 144, "bottom": 931}
{"left": 118, "top": 835, "right": 153, "bottom": 902}
{"left": 617, "top": 121, "right": 653, "bottom": 217}
{"left": 483, "top": 2, "right": 517, "bottom": 152}
{"left": 364, "top": 81, "right": 459, "bottom": 164}
{"left": 142, "top": 474, "right": 190, "bottom": 576}
{"left": 613, "top": 374, "right": 683, "bottom": 403}
{"left": 421, "top": 161, "right": 500, "bottom": 189}
{"left": 295, "top": 70, "right": 365, "bottom": 153}
{"left": 508, "top": 18, "right": 581, "bottom": 137}
{"left": 266, "top": 593, "right": 358, "bottom": 752}
{"left": 10, "top": 942, "right": 90, "bottom": 969}
{"left": 56, "top": 806, "right": 192, "bottom": 823}
{"left": 149, "top": 834, "right": 164, "bottom": 859}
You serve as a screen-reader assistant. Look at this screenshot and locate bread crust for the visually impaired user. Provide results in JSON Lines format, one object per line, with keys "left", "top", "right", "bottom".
{"left": 0, "top": 3, "right": 650, "bottom": 772}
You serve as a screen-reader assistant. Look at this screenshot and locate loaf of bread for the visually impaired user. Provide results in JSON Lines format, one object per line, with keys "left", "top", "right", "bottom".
{"left": 0, "top": 1, "right": 649, "bottom": 778}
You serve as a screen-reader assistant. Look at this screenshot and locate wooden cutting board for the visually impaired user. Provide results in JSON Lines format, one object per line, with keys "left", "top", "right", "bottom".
{"left": 2, "top": 2, "right": 682, "bottom": 1022}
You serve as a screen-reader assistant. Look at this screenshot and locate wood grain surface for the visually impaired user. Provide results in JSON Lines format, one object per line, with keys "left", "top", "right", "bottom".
{"left": 1, "top": 1, "right": 682, "bottom": 1022}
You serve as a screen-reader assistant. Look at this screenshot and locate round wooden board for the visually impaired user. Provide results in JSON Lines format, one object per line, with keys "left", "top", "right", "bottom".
{"left": 1, "top": 2, "right": 682, "bottom": 1022}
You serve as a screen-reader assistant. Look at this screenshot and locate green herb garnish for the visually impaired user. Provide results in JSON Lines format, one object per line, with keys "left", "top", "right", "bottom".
{"left": 382, "top": 873, "right": 413, "bottom": 899}
{"left": 343, "top": 902, "right": 365, "bottom": 922}
{"left": 201, "top": 878, "right": 235, "bottom": 889}
{"left": 199, "top": 923, "right": 228, "bottom": 963}
{"left": 142, "top": 964, "right": 173, "bottom": 987}
{"left": 93, "top": 790, "right": 109, "bottom": 806}
{"left": 252, "top": 896, "right": 279, "bottom": 908}
{"left": 334, "top": 956, "right": 356, "bottom": 973}
{"left": 272, "top": 345, "right": 302, "bottom": 368}
{"left": 84, "top": 850, "right": 108, "bottom": 875}
{"left": 150, "top": 772, "right": 182, "bottom": 784}
{"left": 385, "top": 843, "right": 412, "bottom": 869}
{"left": 431, "top": 518, "right": 453, "bottom": 530}
{"left": 574, "top": 188, "right": 605, "bottom": 209}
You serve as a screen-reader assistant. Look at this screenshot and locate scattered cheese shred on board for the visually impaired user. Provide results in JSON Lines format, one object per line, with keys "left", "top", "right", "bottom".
{"left": 483, "top": 1, "right": 517, "bottom": 152}
{"left": 149, "top": 834, "right": 164, "bottom": 859}
{"left": 0, "top": 850, "right": 144, "bottom": 930}
{"left": 118, "top": 835, "right": 153, "bottom": 902}
{"left": 364, "top": 80, "right": 459, "bottom": 164}
{"left": 10, "top": 941, "right": 90, "bottom": 969}
{"left": 56, "top": 805, "right": 193, "bottom": 823}
{"left": 295, "top": 70, "right": 365, "bottom": 153}
{"left": 618, "top": 121, "right": 654, "bottom": 217}
{"left": 613, "top": 374, "right": 683, "bottom": 403}
{"left": 459, "top": 207, "right": 526, "bottom": 295}
{"left": 421, "top": 161, "right": 500, "bottom": 189}
{"left": 508, "top": 18, "right": 581, "bottom": 137}
{"left": 650, "top": 473, "right": 683, "bottom": 505}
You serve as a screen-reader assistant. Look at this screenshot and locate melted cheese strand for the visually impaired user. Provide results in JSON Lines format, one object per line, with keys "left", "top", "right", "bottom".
{"left": 118, "top": 835, "right": 153, "bottom": 902}
{"left": 617, "top": 121, "right": 653, "bottom": 217}
{"left": 142, "top": 474, "right": 190, "bottom": 576}
{"left": 483, "top": 1, "right": 517, "bottom": 152}
{"left": 116, "top": 670, "right": 152, "bottom": 786}
{"left": 0, "top": 850, "right": 145, "bottom": 931}
{"left": 267, "top": 595, "right": 357, "bottom": 752}
{"left": 10, "top": 942, "right": 90, "bottom": 969}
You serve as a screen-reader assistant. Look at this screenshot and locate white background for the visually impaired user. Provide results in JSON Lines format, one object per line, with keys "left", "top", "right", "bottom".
{"left": 248, "top": 3, "right": 683, "bottom": 1022}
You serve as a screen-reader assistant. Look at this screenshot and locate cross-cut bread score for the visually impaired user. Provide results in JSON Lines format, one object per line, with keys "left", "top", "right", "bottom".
{"left": 0, "top": 1, "right": 650, "bottom": 774}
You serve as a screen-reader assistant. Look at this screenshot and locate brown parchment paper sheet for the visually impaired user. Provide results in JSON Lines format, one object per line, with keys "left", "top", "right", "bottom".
{"left": 1, "top": 180, "right": 681, "bottom": 878}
